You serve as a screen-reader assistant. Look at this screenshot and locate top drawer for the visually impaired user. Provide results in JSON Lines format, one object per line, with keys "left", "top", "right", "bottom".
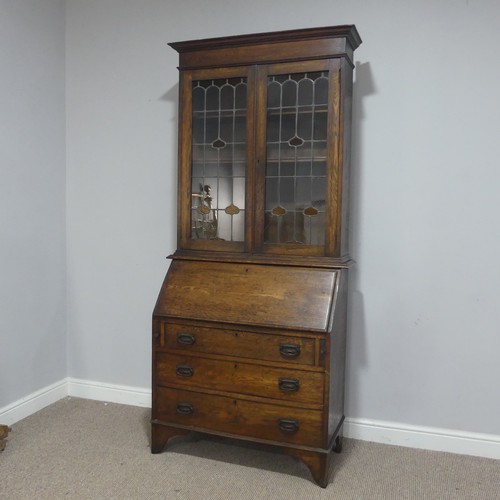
{"left": 162, "top": 322, "right": 316, "bottom": 366}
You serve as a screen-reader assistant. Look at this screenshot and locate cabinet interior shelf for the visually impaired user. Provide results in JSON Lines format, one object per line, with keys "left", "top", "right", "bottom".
{"left": 191, "top": 158, "right": 327, "bottom": 166}
{"left": 193, "top": 107, "right": 328, "bottom": 121}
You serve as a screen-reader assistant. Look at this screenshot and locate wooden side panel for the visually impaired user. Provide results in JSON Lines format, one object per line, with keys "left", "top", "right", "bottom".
{"left": 154, "top": 260, "right": 337, "bottom": 332}
{"left": 327, "top": 268, "right": 348, "bottom": 444}
{"left": 340, "top": 60, "right": 354, "bottom": 258}
{"left": 325, "top": 59, "right": 342, "bottom": 256}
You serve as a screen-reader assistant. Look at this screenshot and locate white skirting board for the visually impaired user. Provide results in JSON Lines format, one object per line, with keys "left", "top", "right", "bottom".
{"left": 1, "top": 379, "right": 499, "bottom": 460}
{"left": 0, "top": 378, "right": 150, "bottom": 426}
{"left": 343, "top": 417, "right": 500, "bottom": 460}
{"left": 0, "top": 379, "right": 68, "bottom": 426}
{"left": 66, "top": 377, "right": 151, "bottom": 408}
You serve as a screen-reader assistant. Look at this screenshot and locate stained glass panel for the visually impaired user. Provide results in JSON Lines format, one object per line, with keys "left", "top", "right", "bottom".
{"left": 191, "top": 77, "right": 247, "bottom": 241}
{"left": 264, "top": 72, "right": 328, "bottom": 245}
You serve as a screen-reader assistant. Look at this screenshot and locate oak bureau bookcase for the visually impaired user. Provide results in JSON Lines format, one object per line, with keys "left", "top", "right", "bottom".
{"left": 152, "top": 25, "right": 362, "bottom": 487}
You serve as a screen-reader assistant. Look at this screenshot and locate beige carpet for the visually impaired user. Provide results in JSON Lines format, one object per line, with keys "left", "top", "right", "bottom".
{"left": 0, "top": 397, "right": 498, "bottom": 499}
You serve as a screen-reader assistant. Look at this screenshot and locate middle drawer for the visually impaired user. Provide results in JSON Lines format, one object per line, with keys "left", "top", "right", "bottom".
{"left": 156, "top": 352, "right": 324, "bottom": 407}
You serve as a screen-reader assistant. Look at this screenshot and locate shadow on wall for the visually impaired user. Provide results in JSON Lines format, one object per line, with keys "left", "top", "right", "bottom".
{"left": 159, "top": 83, "right": 180, "bottom": 253}
{"left": 159, "top": 84, "right": 179, "bottom": 109}
{"left": 346, "top": 61, "right": 376, "bottom": 419}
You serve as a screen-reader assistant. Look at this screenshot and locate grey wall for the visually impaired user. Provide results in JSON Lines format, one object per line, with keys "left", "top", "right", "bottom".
{"left": 65, "top": 1, "right": 175, "bottom": 388}
{"left": 65, "top": 0, "right": 500, "bottom": 436}
{"left": 0, "top": 0, "right": 66, "bottom": 406}
{"left": 3, "top": 0, "right": 499, "bottom": 439}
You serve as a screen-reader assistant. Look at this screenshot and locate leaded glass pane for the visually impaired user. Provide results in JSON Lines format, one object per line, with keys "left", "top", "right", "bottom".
{"left": 312, "top": 177, "right": 326, "bottom": 208}
{"left": 264, "top": 71, "right": 328, "bottom": 246}
{"left": 266, "top": 162, "right": 279, "bottom": 177}
{"left": 191, "top": 77, "right": 247, "bottom": 241}
{"left": 233, "top": 117, "right": 246, "bottom": 143}
{"left": 220, "top": 84, "right": 234, "bottom": 110}
{"left": 266, "top": 177, "right": 279, "bottom": 208}
{"left": 220, "top": 118, "right": 234, "bottom": 144}
{"left": 232, "top": 162, "right": 245, "bottom": 177}
{"left": 217, "top": 177, "right": 233, "bottom": 209}
{"left": 314, "top": 76, "right": 329, "bottom": 104}
{"left": 280, "top": 142, "right": 295, "bottom": 161}
{"left": 296, "top": 141, "right": 312, "bottom": 160}
{"left": 298, "top": 78, "right": 314, "bottom": 106}
{"left": 192, "top": 116, "right": 204, "bottom": 143}
{"left": 312, "top": 161, "right": 327, "bottom": 177}
{"left": 206, "top": 85, "right": 219, "bottom": 111}
{"left": 205, "top": 118, "right": 218, "bottom": 144}
{"left": 281, "top": 212, "right": 296, "bottom": 242}
{"left": 203, "top": 144, "right": 218, "bottom": 163}
{"left": 264, "top": 212, "right": 278, "bottom": 243}
{"left": 232, "top": 211, "right": 245, "bottom": 241}
{"left": 203, "top": 162, "right": 218, "bottom": 177}
{"left": 267, "top": 81, "right": 281, "bottom": 108}
{"left": 216, "top": 210, "right": 232, "bottom": 240}
{"left": 296, "top": 177, "right": 311, "bottom": 206}
{"left": 266, "top": 115, "right": 281, "bottom": 143}
{"left": 282, "top": 79, "right": 297, "bottom": 107}
{"left": 192, "top": 86, "right": 205, "bottom": 111}
{"left": 235, "top": 81, "right": 247, "bottom": 109}
{"left": 281, "top": 113, "right": 295, "bottom": 141}
{"left": 279, "top": 177, "right": 295, "bottom": 210}
{"left": 233, "top": 177, "right": 245, "bottom": 209}
{"left": 313, "top": 110, "right": 328, "bottom": 141}
{"left": 297, "top": 108, "right": 313, "bottom": 140}
{"left": 296, "top": 162, "right": 310, "bottom": 177}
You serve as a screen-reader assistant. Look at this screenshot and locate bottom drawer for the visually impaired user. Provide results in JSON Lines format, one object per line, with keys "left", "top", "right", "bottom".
{"left": 155, "top": 386, "right": 324, "bottom": 449}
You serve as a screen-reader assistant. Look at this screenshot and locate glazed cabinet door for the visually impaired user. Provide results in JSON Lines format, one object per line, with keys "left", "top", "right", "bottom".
{"left": 178, "top": 67, "right": 256, "bottom": 252}
{"left": 255, "top": 59, "right": 342, "bottom": 256}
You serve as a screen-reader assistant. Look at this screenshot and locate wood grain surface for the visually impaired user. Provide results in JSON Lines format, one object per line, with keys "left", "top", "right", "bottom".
{"left": 154, "top": 260, "right": 337, "bottom": 332}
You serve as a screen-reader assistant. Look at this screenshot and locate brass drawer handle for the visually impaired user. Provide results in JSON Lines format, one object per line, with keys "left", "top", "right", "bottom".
{"left": 175, "top": 365, "right": 194, "bottom": 377}
{"left": 279, "top": 343, "right": 301, "bottom": 358}
{"left": 278, "top": 378, "right": 300, "bottom": 392}
{"left": 176, "top": 402, "right": 194, "bottom": 415}
{"left": 278, "top": 419, "right": 300, "bottom": 433}
{"left": 177, "top": 333, "right": 196, "bottom": 345}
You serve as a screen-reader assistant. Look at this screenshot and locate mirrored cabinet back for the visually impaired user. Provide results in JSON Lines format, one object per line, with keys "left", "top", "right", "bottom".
{"left": 152, "top": 25, "right": 362, "bottom": 488}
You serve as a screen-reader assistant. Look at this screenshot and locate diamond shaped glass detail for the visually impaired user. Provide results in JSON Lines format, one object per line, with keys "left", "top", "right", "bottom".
{"left": 288, "top": 135, "right": 304, "bottom": 147}
{"left": 271, "top": 206, "right": 287, "bottom": 216}
{"left": 211, "top": 138, "right": 226, "bottom": 149}
{"left": 197, "top": 205, "right": 211, "bottom": 214}
{"left": 225, "top": 204, "right": 240, "bottom": 215}
{"left": 304, "top": 206, "right": 319, "bottom": 216}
